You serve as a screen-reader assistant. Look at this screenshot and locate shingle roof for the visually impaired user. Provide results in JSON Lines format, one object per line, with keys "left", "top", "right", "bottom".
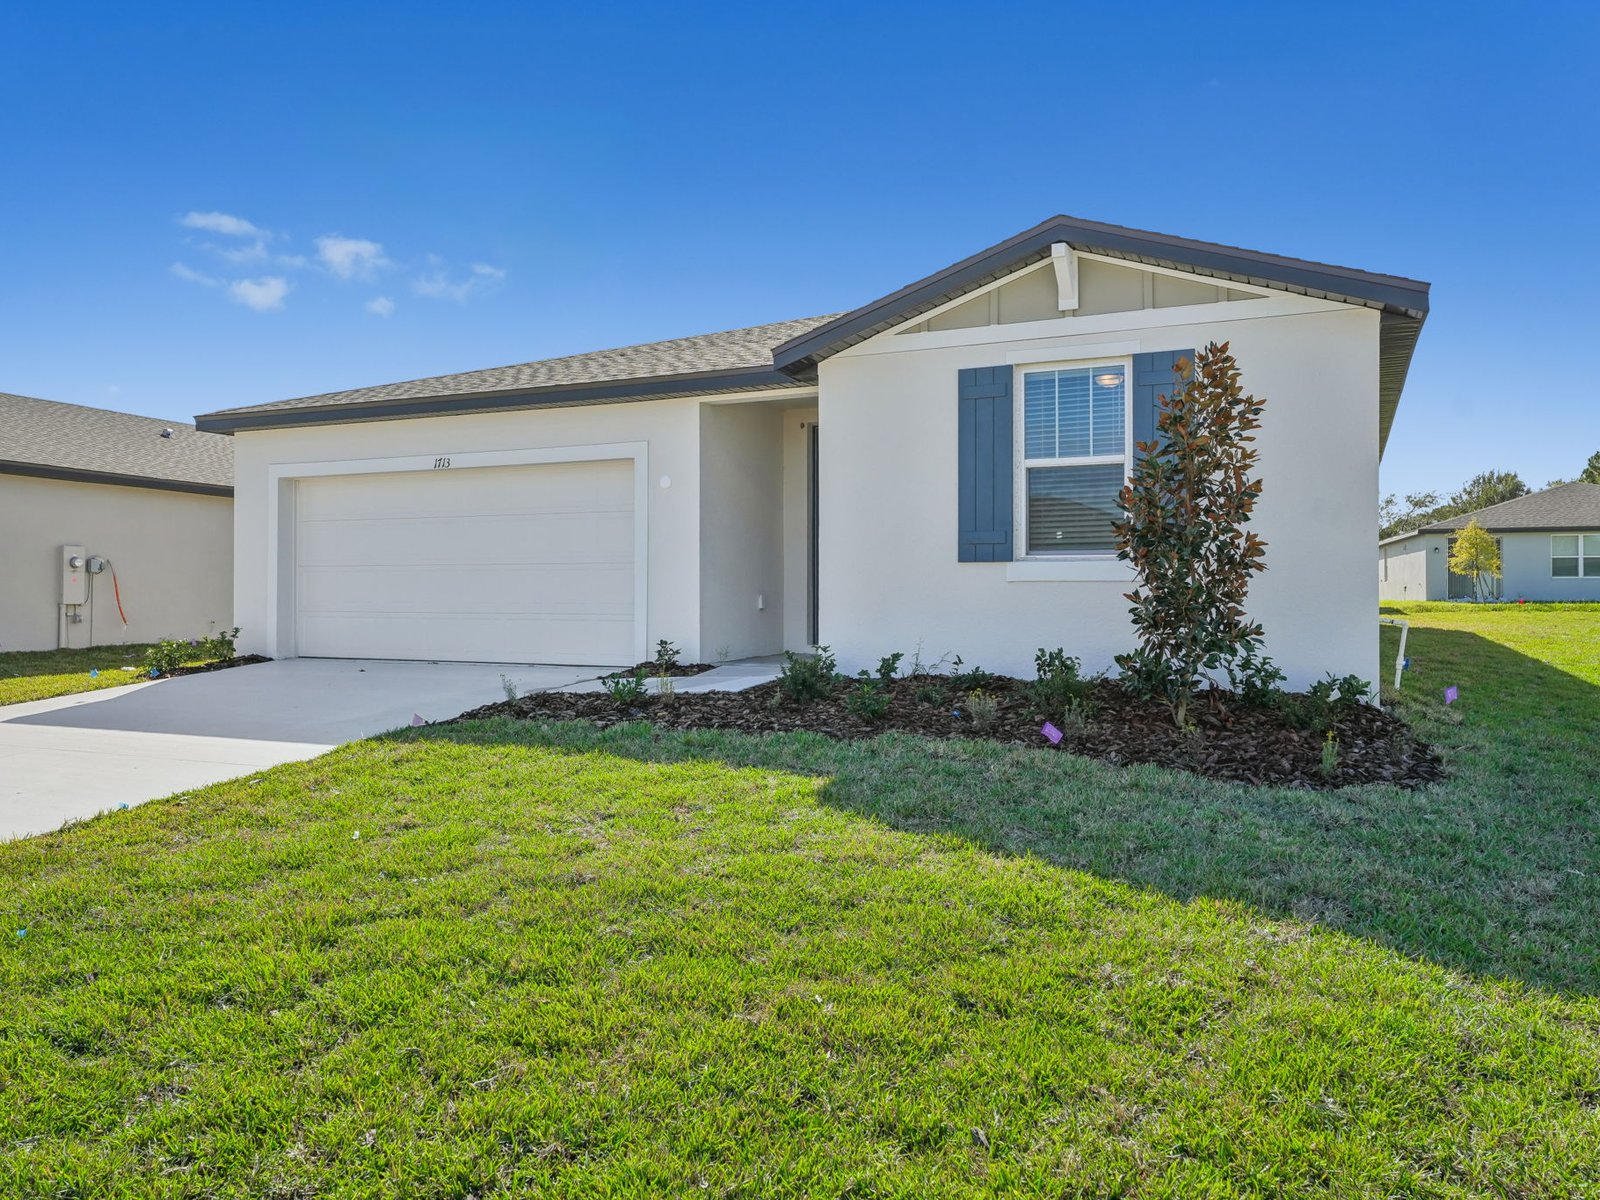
{"left": 0, "top": 391, "right": 233, "bottom": 494}
{"left": 1420, "top": 483, "right": 1600, "bottom": 533}
{"left": 195, "top": 315, "right": 839, "bottom": 433}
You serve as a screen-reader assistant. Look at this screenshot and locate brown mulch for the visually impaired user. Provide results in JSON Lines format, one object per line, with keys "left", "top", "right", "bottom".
{"left": 453, "top": 674, "right": 1444, "bottom": 791}
{"left": 606, "top": 661, "right": 715, "bottom": 679}
{"left": 159, "top": 655, "right": 271, "bottom": 680}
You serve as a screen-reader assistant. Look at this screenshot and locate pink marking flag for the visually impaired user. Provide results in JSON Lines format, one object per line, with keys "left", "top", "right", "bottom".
{"left": 410, "top": 713, "right": 426, "bottom": 726}
{"left": 1041, "top": 722, "right": 1063, "bottom": 745}
{"left": 1444, "top": 686, "right": 1459, "bottom": 706}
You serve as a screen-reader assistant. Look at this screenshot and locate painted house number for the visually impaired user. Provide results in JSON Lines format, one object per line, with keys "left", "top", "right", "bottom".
{"left": 432, "top": 456, "right": 452, "bottom": 469}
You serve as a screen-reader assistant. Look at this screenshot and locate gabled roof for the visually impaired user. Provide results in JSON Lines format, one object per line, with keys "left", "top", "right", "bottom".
{"left": 0, "top": 391, "right": 233, "bottom": 496}
{"left": 770, "top": 215, "right": 1430, "bottom": 454}
{"left": 1418, "top": 483, "right": 1600, "bottom": 533}
{"left": 194, "top": 316, "right": 838, "bottom": 434}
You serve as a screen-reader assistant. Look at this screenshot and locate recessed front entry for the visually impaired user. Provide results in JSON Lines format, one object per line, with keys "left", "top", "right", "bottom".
{"left": 293, "top": 459, "right": 636, "bottom": 665}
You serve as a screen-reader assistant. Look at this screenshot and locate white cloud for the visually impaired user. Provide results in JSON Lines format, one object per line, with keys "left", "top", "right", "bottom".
{"left": 365, "top": 296, "right": 395, "bottom": 317}
{"left": 170, "top": 261, "right": 220, "bottom": 287}
{"left": 180, "top": 211, "right": 262, "bottom": 238}
{"left": 316, "top": 235, "right": 389, "bottom": 280}
{"left": 228, "top": 276, "right": 290, "bottom": 312}
{"left": 413, "top": 262, "right": 507, "bottom": 302}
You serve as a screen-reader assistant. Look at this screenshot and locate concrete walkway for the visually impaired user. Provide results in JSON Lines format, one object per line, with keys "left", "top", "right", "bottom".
{"left": 0, "top": 658, "right": 605, "bottom": 841}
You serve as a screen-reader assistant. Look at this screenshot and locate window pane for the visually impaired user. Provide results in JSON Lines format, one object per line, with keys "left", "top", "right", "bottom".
{"left": 1090, "top": 366, "right": 1126, "bottom": 456}
{"left": 1057, "top": 370, "right": 1092, "bottom": 458}
{"left": 1553, "top": 535, "right": 1580, "bottom": 556}
{"left": 1023, "top": 372, "right": 1057, "bottom": 459}
{"left": 1585, "top": 557, "right": 1600, "bottom": 578}
{"left": 1585, "top": 535, "right": 1600, "bottom": 556}
{"left": 1027, "top": 463, "right": 1125, "bottom": 553}
{"left": 1553, "top": 556, "right": 1580, "bottom": 578}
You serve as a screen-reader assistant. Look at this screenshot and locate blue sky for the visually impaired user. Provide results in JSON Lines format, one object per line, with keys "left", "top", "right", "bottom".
{"left": 1, "top": 2, "right": 1595, "bottom": 499}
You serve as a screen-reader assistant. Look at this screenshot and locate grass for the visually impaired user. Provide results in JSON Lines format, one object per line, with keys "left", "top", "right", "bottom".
{"left": 2, "top": 606, "right": 1599, "bottom": 1195}
{"left": 0, "top": 644, "right": 167, "bottom": 706}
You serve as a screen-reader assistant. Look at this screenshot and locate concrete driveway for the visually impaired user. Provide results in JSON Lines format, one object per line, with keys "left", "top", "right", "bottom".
{"left": 0, "top": 659, "right": 605, "bottom": 841}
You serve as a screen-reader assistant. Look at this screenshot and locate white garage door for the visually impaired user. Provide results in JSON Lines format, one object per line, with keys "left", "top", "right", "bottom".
{"left": 294, "top": 459, "right": 636, "bottom": 665}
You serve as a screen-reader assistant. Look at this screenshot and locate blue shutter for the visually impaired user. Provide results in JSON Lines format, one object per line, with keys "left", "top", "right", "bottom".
{"left": 1131, "top": 349, "right": 1194, "bottom": 460}
{"left": 957, "top": 365, "right": 1013, "bottom": 562}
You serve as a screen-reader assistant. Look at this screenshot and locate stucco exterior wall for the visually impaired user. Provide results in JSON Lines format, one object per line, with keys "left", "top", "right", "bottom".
{"left": 1499, "top": 531, "right": 1600, "bottom": 601}
{"left": 230, "top": 396, "right": 713, "bottom": 662}
{"left": 0, "top": 473, "right": 232, "bottom": 652}
{"left": 699, "top": 402, "right": 786, "bottom": 660}
{"left": 1379, "top": 535, "right": 1442, "bottom": 601}
{"left": 816, "top": 302, "right": 1383, "bottom": 690}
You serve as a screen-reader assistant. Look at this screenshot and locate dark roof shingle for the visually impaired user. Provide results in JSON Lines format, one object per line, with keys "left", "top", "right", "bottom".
{"left": 0, "top": 391, "right": 233, "bottom": 493}
{"left": 1420, "top": 483, "right": 1600, "bottom": 533}
{"left": 196, "top": 315, "right": 839, "bottom": 432}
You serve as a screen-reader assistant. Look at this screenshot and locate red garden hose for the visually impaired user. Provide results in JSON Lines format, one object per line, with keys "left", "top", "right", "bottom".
{"left": 110, "top": 564, "right": 128, "bottom": 626}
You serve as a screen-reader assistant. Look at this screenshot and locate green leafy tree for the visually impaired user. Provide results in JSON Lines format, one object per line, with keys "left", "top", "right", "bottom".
{"left": 1448, "top": 518, "right": 1502, "bottom": 602}
{"left": 1113, "top": 342, "right": 1267, "bottom": 727}
{"left": 1580, "top": 451, "right": 1600, "bottom": 485}
{"left": 1450, "top": 470, "right": 1528, "bottom": 513}
{"left": 1380, "top": 490, "right": 1441, "bottom": 540}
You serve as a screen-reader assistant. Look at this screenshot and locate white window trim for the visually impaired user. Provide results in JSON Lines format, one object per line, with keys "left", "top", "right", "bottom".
{"left": 1551, "top": 532, "right": 1600, "bottom": 577}
{"left": 1012, "top": 355, "right": 1133, "bottom": 565}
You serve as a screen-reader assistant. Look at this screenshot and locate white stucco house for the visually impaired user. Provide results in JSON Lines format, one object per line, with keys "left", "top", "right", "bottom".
{"left": 1379, "top": 483, "right": 1600, "bottom": 602}
{"left": 195, "top": 216, "right": 1430, "bottom": 689}
{"left": 0, "top": 391, "right": 234, "bottom": 652}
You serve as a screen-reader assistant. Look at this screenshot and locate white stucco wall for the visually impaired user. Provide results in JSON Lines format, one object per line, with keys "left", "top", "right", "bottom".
{"left": 699, "top": 402, "right": 786, "bottom": 660}
{"left": 0, "top": 474, "right": 232, "bottom": 652}
{"left": 817, "top": 299, "right": 1384, "bottom": 690}
{"left": 230, "top": 397, "right": 712, "bottom": 662}
{"left": 1379, "top": 534, "right": 1441, "bottom": 601}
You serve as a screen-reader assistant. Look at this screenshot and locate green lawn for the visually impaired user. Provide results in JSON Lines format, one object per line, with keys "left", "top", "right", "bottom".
{"left": 0, "top": 644, "right": 165, "bottom": 706}
{"left": 3, "top": 607, "right": 1599, "bottom": 1195}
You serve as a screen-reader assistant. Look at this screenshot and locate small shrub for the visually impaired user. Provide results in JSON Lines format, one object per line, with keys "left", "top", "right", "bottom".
{"left": 874, "top": 652, "right": 904, "bottom": 685}
{"left": 778, "top": 646, "right": 838, "bottom": 705}
{"left": 1057, "top": 695, "right": 1094, "bottom": 731}
{"left": 845, "top": 674, "right": 890, "bottom": 722}
{"left": 656, "top": 673, "right": 677, "bottom": 704}
{"left": 963, "top": 688, "right": 1000, "bottom": 732}
{"left": 653, "top": 639, "right": 681, "bottom": 673}
{"left": 499, "top": 673, "right": 519, "bottom": 702}
{"left": 145, "top": 640, "right": 187, "bottom": 676}
{"left": 1320, "top": 731, "right": 1340, "bottom": 780}
{"left": 914, "top": 683, "right": 944, "bottom": 706}
{"left": 1226, "top": 648, "right": 1286, "bottom": 707}
{"left": 948, "top": 656, "right": 994, "bottom": 693}
{"left": 1276, "top": 673, "right": 1371, "bottom": 734}
{"left": 1028, "top": 647, "right": 1094, "bottom": 723}
{"left": 602, "top": 671, "right": 649, "bottom": 705}
{"left": 198, "top": 626, "right": 240, "bottom": 662}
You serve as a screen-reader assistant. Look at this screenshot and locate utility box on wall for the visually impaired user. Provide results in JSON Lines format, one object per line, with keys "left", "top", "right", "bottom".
{"left": 61, "top": 544, "right": 87, "bottom": 606}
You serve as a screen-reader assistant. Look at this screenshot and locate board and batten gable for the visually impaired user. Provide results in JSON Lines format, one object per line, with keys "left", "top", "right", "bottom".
{"left": 816, "top": 264, "right": 1384, "bottom": 691}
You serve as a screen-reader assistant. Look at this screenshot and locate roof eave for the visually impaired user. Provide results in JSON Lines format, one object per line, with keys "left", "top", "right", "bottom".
{"left": 0, "top": 458, "right": 233, "bottom": 497}
{"left": 195, "top": 367, "right": 809, "bottom": 434}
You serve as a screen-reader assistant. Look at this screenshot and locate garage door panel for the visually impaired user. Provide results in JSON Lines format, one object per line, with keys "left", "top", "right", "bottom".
{"left": 297, "top": 563, "right": 635, "bottom": 617}
{"left": 293, "top": 460, "right": 637, "bottom": 665}
{"left": 296, "top": 511, "right": 635, "bottom": 568}
{"left": 298, "top": 612, "right": 634, "bottom": 665}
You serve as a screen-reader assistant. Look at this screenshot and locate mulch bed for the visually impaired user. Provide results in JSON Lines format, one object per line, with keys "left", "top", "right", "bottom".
{"left": 453, "top": 674, "right": 1444, "bottom": 790}
{"left": 606, "top": 661, "right": 715, "bottom": 679}
{"left": 157, "top": 655, "right": 271, "bottom": 680}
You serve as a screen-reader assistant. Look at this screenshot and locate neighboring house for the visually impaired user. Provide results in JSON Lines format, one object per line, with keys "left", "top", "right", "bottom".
{"left": 196, "top": 215, "right": 1429, "bottom": 689}
{"left": 0, "top": 392, "right": 234, "bottom": 652}
{"left": 1379, "top": 483, "right": 1600, "bottom": 602}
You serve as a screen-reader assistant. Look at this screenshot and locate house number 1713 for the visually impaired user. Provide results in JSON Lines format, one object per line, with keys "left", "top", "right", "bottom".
{"left": 432, "top": 456, "right": 451, "bottom": 469}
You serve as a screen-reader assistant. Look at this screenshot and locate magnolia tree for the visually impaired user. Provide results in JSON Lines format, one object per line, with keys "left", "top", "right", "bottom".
{"left": 1112, "top": 342, "right": 1268, "bottom": 727}
{"left": 1448, "top": 518, "right": 1502, "bottom": 602}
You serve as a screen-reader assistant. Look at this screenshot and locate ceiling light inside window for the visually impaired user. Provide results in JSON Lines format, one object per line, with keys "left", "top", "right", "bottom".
{"left": 1094, "top": 373, "right": 1122, "bottom": 389}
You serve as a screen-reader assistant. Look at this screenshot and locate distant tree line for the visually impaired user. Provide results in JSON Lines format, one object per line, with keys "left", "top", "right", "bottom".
{"left": 1380, "top": 451, "right": 1600, "bottom": 541}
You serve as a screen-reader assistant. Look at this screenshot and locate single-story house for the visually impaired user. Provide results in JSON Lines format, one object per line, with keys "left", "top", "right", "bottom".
{"left": 1379, "top": 483, "right": 1600, "bottom": 602}
{"left": 0, "top": 391, "right": 234, "bottom": 652}
{"left": 195, "top": 216, "right": 1429, "bottom": 689}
